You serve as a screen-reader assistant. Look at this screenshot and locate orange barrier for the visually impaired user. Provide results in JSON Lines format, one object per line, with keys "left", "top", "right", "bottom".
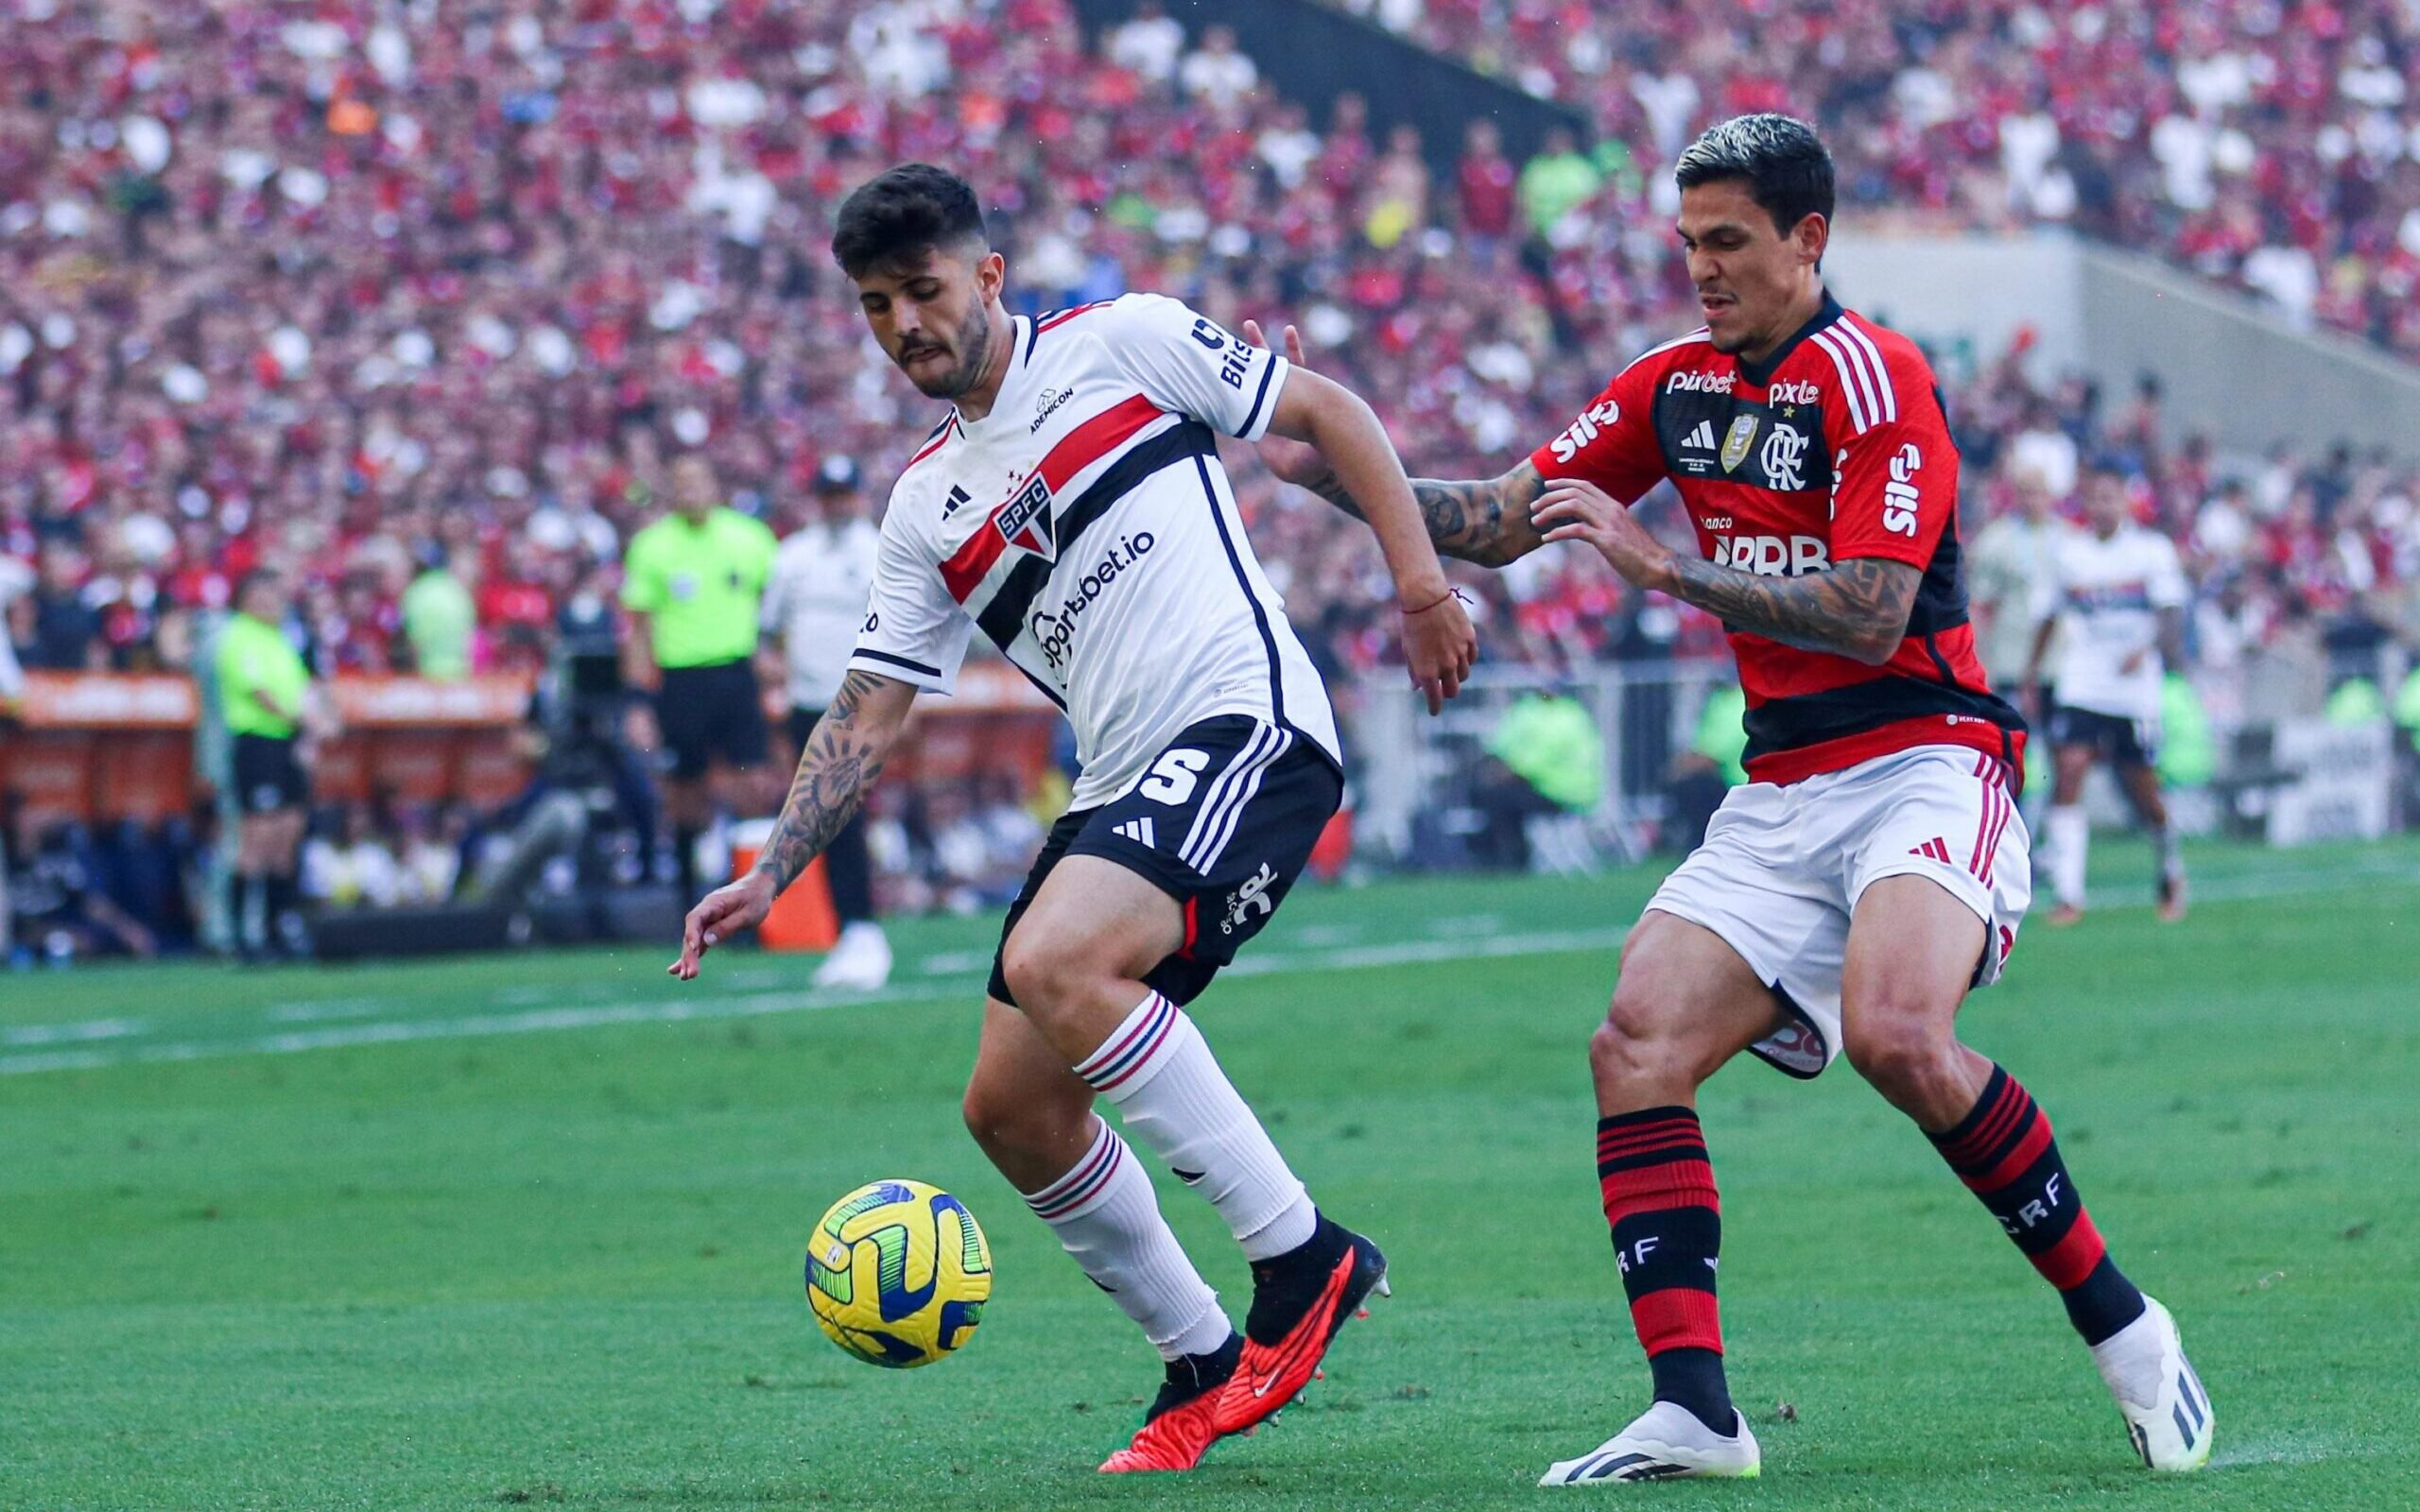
{"left": 727, "top": 822, "right": 839, "bottom": 953}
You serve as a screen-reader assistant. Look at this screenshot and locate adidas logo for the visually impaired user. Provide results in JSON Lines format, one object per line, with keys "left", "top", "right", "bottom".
{"left": 1682, "top": 420, "right": 1718, "bottom": 451}
{"left": 1113, "top": 816, "right": 1157, "bottom": 849}
{"left": 1910, "top": 837, "right": 1953, "bottom": 863}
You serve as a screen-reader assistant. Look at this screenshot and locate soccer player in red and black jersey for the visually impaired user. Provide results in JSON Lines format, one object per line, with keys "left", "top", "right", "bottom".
{"left": 1253, "top": 114, "right": 2211, "bottom": 1482}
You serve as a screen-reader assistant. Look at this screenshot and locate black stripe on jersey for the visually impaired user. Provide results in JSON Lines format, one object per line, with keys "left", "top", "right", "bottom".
{"left": 1194, "top": 453, "right": 1288, "bottom": 728}
{"left": 852, "top": 648, "right": 942, "bottom": 679}
{"left": 972, "top": 421, "right": 1217, "bottom": 648}
{"left": 1004, "top": 653, "right": 1069, "bottom": 711}
{"left": 1237, "top": 352, "right": 1279, "bottom": 438}
{"left": 1741, "top": 676, "right": 2025, "bottom": 767}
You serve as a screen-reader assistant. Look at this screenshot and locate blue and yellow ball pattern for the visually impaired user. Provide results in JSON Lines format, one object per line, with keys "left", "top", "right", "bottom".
{"left": 804, "top": 1178, "right": 992, "bottom": 1368}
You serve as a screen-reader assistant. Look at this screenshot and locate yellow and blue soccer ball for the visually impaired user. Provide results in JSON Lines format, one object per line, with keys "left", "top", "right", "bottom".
{"left": 804, "top": 1178, "right": 992, "bottom": 1368}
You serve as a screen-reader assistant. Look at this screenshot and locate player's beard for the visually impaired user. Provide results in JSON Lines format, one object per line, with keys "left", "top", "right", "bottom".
{"left": 899, "top": 306, "right": 993, "bottom": 401}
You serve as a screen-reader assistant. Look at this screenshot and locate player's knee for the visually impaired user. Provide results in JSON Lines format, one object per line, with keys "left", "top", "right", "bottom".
{"left": 960, "top": 1076, "right": 1039, "bottom": 1155}
{"left": 1591, "top": 985, "right": 1694, "bottom": 1096}
{"left": 1841, "top": 1008, "right": 1958, "bottom": 1102}
{"left": 996, "top": 926, "right": 1104, "bottom": 1026}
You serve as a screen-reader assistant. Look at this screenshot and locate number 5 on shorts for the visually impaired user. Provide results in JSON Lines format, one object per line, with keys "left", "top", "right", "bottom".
{"left": 1140, "top": 748, "right": 1211, "bottom": 805}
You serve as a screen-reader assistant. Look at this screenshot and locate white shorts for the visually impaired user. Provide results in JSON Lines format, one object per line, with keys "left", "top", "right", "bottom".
{"left": 1646, "top": 744, "right": 2031, "bottom": 1078}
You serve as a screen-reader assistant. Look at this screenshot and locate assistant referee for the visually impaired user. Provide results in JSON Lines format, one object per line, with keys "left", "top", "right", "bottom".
{"left": 621, "top": 454, "right": 779, "bottom": 904}
{"left": 216, "top": 569, "right": 315, "bottom": 960}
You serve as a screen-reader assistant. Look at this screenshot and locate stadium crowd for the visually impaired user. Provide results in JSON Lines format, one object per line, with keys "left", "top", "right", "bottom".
{"left": 3, "top": 0, "right": 2418, "bottom": 956}
{"left": 1323, "top": 0, "right": 2420, "bottom": 360}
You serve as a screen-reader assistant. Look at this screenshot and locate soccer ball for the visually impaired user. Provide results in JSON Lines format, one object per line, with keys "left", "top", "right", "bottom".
{"left": 804, "top": 1178, "right": 992, "bottom": 1368}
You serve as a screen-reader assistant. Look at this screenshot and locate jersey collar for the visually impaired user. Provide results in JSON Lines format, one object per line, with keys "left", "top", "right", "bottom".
{"left": 1733, "top": 289, "right": 1844, "bottom": 388}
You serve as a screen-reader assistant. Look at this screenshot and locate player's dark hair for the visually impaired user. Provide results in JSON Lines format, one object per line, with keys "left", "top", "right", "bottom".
{"left": 830, "top": 163, "right": 988, "bottom": 279}
{"left": 1674, "top": 113, "right": 1835, "bottom": 240}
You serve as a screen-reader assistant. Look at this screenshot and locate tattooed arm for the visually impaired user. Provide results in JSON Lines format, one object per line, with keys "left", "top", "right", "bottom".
{"left": 1657, "top": 555, "right": 1920, "bottom": 664}
{"left": 669, "top": 669, "right": 917, "bottom": 978}
{"left": 1299, "top": 462, "right": 1550, "bottom": 569}
{"left": 1533, "top": 477, "right": 1920, "bottom": 665}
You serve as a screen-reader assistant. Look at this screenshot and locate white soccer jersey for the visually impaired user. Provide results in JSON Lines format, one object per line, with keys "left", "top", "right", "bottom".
{"left": 2036, "top": 524, "right": 2188, "bottom": 721}
{"left": 848, "top": 293, "right": 1340, "bottom": 809}
{"left": 763, "top": 517, "right": 881, "bottom": 709}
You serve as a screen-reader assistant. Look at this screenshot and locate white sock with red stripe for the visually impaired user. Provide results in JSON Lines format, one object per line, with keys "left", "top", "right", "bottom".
{"left": 2048, "top": 804, "right": 2088, "bottom": 908}
{"left": 1024, "top": 1117, "right": 1232, "bottom": 1361}
{"left": 1076, "top": 991, "right": 1317, "bottom": 1263}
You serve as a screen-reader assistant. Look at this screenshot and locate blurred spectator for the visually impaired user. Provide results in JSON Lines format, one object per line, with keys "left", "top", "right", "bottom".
{"left": 401, "top": 548, "right": 475, "bottom": 681}
{"left": 1179, "top": 25, "right": 1258, "bottom": 109}
{"left": 303, "top": 804, "right": 405, "bottom": 911}
{"left": 25, "top": 542, "right": 105, "bottom": 672}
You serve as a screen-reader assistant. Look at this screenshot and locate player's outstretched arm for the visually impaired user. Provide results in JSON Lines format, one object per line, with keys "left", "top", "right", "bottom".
{"left": 668, "top": 669, "right": 917, "bottom": 979}
{"left": 1537, "top": 477, "right": 1919, "bottom": 664}
{"left": 1260, "top": 355, "right": 1478, "bottom": 713}
{"left": 1241, "top": 320, "right": 1546, "bottom": 567}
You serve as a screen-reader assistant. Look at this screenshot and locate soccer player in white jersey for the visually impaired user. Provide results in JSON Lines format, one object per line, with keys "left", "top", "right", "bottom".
{"left": 670, "top": 164, "right": 1478, "bottom": 1472}
{"left": 2023, "top": 466, "right": 2191, "bottom": 924}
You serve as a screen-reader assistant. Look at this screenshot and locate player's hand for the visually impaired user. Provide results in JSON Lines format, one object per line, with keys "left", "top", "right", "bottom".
{"left": 1399, "top": 586, "right": 1478, "bottom": 714}
{"left": 2118, "top": 647, "right": 2148, "bottom": 675}
{"left": 1537, "top": 479, "right": 1671, "bottom": 587}
{"left": 1239, "top": 320, "right": 1337, "bottom": 493}
{"left": 668, "top": 869, "right": 778, "bottom": 980}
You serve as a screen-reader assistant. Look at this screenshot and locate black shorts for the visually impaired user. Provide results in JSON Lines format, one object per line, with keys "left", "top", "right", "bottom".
{"left": 989, "top": 715, "right": 1342, "bottom": 1008}
{"left": 2048, "top": 702, "right": 2159, "bottom": 769}
{"left": 656, "top": 660, "right": 769, "bottom": 780}
{"left": 231, "top": 733, "right": 308, "bottom": 814}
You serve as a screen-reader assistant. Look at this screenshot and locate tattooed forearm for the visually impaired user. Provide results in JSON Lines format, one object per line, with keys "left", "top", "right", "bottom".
{"left": 1660, "top": 556, "right": 1920, "bottom": 664}
{"left": 1304, "top": 461, "right": 1547, "bottom": 567}
{"left": 754, "top": 670, "right": 908, "bottom": 891}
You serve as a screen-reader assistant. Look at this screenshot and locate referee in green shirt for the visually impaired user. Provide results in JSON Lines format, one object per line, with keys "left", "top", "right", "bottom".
{"left": 621, "top": 455, "right": 779, "bottom": 903}
{"left": 216, "top": 569, "right": 317, "bottom": 960}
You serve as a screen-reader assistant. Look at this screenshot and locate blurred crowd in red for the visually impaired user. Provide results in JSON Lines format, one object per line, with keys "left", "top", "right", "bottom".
{"left": 2, "top": 0, "right": 2414, "bottom": 701}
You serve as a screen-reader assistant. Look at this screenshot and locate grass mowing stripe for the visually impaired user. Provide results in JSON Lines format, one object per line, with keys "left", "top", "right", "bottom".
{"left": 5, "top": 852, "right": 2416, "bottom": 1077}
{"left": 0, "top": 928, "right": 1633, "bottom": 1077}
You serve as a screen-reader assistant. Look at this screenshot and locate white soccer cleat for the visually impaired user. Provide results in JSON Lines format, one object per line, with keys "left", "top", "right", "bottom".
{"left": 1539, "top": 1400, "right": 1761, "bottom": 1486}
{"left": 813, "top": 922, "right": 894, "bottom": 991}
{"left": 2091, "top": 1296, "right": 2213, "bottom": 1472}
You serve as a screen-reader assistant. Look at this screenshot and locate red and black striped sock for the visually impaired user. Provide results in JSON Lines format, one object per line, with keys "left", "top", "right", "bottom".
{"left": 1598, "top": 1106, "right": 1732, "bottom": 1433}
{"left": 1930, "top": 1064, "right": 2147, "bottom": 1345}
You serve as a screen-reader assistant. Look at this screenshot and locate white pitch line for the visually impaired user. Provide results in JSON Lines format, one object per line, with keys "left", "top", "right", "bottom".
{"left": 0, "top": 928, "right": 1631, "bottom": 1077}
{"left": 3, "top": 856, "right": 2415, "bottom": 1078}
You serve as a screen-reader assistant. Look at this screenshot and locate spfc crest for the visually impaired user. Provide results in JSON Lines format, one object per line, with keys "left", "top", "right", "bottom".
{"left": 995, "top": 474, "right": 1057, "bottom": 561}
{"left": 1720, "top": 415, "right": 1760, "bottom": 473}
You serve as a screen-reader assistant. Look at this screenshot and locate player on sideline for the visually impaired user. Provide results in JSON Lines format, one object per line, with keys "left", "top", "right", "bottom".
{"left": 669, "top": 164, "right": 1477, "bottom": 1472}
{"left": 1251, "top": 114, "right": 2210, "bottom": 1482}
{"left": 2023, "top": 465, "right": 2191, "bottom": 925}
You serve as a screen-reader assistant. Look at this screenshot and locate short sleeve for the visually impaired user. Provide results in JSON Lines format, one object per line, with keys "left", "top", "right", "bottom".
{"left": 2147, "top": 537, "right": 2188, "bottom": 609}
{"left": 1097, "top": 293, "right": 1289, "bottom": 441}
{"left": 1528, "top": 358, "right": 1665, "bottom": 506}
{"left": 618, "top": 531, "right": 664, "bottom": 613}
{"left": 1825, "top": 353, "right": 1958, "bottom": 569}
{"left": 846, "top": 510, "right": 971, "bottom": 695}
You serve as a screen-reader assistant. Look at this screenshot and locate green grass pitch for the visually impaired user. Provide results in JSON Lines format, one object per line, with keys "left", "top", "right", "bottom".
{"left": 6, "top": 837, "right": 2417, "bottom": 1509}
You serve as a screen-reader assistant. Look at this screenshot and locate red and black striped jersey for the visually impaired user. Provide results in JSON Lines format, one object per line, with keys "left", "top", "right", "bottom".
{"left": 1530, "top": 294, "right": 2025, "bottom": 785}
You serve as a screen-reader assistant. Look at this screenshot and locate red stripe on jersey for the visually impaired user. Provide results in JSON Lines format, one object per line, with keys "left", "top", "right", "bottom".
{"left": 938, "top": 394, "right": 1167, "bottom": 603}
{"left": 1745, "top": 715, "right": 2027, "bottom": 786}
{"left": 900, "top": 416, "right": 958, "bottom": 478}
{"left": 1036, "top": 301, "right": 1113, "bottom": 333}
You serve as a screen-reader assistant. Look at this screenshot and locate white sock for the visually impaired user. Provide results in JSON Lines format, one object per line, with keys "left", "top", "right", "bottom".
{"left": 2048, "top": 804, "right": 2088, "bottom": 909}
{"left": 1024, "top": 1117, "right": 1233, "bottom": 1362}
{"left": 1076, "top": 992, "right": 1318, "bottom": 1263}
